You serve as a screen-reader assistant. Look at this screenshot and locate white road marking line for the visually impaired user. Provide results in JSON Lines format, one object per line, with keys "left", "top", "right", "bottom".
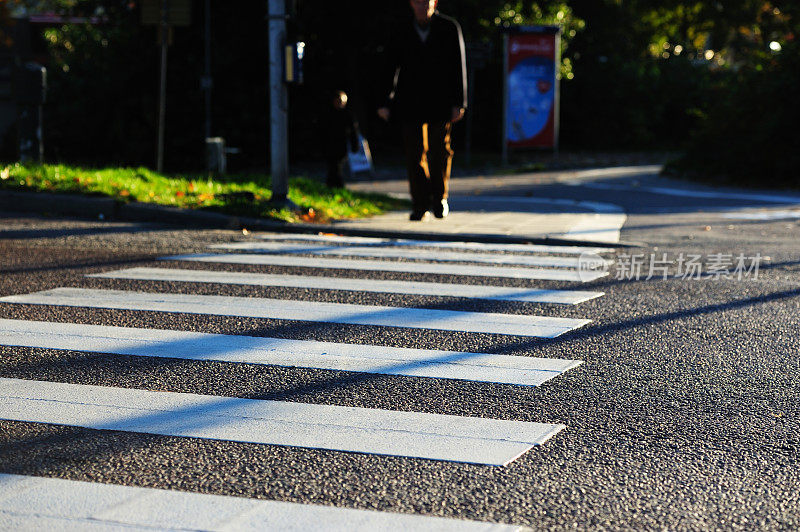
{"left": 0, "top": 474, "right": 527, "bottom": 531}
{"left": 574, "top": 181, "right": 800, "bottom": 204}
{"left": 254, "top": 232, "right": 613, "bottom": 255}
{"left": 0, "top": 288, "right": 591, "bottom": 338}
{"left": 0, "top": 319, "right": 581, "bottom": 386}
{"left": 208, "top": 242, "right": 611, "bottom": 269}
{"left": 720, "top": 210, "right": 800, "bottom": 221}
{"left": 563, "top": 214, "right": 627, "bottom": 244}
{"left": 449, "top": 195, "right": 625, "bottom": 214}
{"left": 90, "top": 267, "right": 605, "bottom": 305}
{"left": 0, "top": 378, "right": 564, "bottom": 465}
{"left": 163, "top": 253, "right": 609, "bottom": 282}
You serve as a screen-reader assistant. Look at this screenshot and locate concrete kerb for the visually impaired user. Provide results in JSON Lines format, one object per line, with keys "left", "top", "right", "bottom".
{"left": 0, "top": 189, "right": 643, "bottom": 248}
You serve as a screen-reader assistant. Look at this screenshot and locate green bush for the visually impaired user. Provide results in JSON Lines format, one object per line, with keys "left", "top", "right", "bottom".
{"left": 670, "top": 42, "right": 800, "bottom": 188}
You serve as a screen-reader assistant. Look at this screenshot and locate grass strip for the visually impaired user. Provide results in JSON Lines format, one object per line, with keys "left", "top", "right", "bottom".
{"left": 0, "top": 164, "right": 409, "bottom": 223}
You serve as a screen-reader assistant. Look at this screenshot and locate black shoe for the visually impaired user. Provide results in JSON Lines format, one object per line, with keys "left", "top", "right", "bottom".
{"left": 432, "top": 200, "right": 449, "bottom": 219}
{"left": 409, "top": 210, "right": 430, "bottom": 221}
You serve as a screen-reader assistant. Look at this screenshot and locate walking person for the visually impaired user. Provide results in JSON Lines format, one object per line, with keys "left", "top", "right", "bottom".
{"left": 377, "top": 0, "right": 467, "bottom": 221}
{"left": 322, "top": 89, "right": 359, "bottom": 188}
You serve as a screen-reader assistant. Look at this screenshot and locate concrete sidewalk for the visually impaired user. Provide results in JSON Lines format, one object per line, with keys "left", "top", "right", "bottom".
{"left": 329, "top": 197, "right": 626, "bottom": 244}
{"left": 330, "top": 166, "right": 655, "bottom": 245}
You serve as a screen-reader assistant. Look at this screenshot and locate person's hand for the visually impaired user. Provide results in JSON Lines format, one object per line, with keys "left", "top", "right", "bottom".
{"left": 451, "top": 107, "right": 465, "bottom": 123}
{"left": 377, "top": 107, "right": 391, "bottom": 122}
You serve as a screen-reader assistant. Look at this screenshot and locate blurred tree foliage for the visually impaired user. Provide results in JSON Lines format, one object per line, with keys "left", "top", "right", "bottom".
{"left": 560, "top": 0, "right": 799, "bottom": 188}
{"left": 4, "top": 0, "right": 798, "bottom": 185}
{"left": 1, "top": 7, "right": 16, "bottom": 50}
{"left": 672, "top": 3, "right": 800, "bottom": 186}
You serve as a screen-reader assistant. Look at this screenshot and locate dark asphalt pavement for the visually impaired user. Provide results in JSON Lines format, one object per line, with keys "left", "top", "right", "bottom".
{"left": 0, "top": 176, "right": 799, "bottom": 530}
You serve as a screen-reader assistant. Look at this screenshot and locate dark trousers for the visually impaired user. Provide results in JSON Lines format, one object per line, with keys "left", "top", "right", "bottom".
{"left": 401, "top": 121, "right": 453, "bottom": 212}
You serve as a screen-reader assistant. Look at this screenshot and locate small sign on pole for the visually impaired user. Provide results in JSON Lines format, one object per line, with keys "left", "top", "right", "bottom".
{"left": 141, "top": 0, "right": 191, "bottom": 26}
{"left": 502, "top": 26, "right": 561, "bottom": 164}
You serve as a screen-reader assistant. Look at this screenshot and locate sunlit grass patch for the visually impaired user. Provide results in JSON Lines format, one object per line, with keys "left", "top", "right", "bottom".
{"left": 0, "top": 164, "right": 409, "bottom": 223}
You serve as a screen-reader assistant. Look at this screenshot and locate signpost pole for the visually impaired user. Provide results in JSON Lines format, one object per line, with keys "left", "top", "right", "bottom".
{"left": 141, "top": 0, "right": 189, "bottom": 173}
{"left": 202, "top": 0, "right": 212, "bottom": 141}
{"left": 268, "top": 0, "right": 291, "bottom": 206}
{"left": 501, "top": 32, "right": 509, "bottom": 167}
{"left": 156, "top": 0, "right": 169, "bottom": 173}
{"left": 553, "top": 30, "right": 561, "bottom": 156}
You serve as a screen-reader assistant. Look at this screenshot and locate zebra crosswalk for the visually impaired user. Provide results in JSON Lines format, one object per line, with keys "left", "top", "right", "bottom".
{"left": 0, "top": 288, "right": 591, "bottom": 338}
{"left": 0, "top": 378, "right": 563, "bottom": 466}
{"left": 163, "top": 253, "right": 608, "bottom": 281}
{"left": 89, "top": 267, "right": 605, "bottom": 304}
{"left": 0, "top": 474, "right": 522, "bottom": 531}
{"left": 207, "top": 241, "right": 612, "bottom": 269}
{"left": 251, "top": 231, "right": 612, "bottom": 255}
{"left": 0, "top": 231, "right": 612, "bottom": 528}
{"left": 0, "top": 319, "right": 580, "bottom": 385}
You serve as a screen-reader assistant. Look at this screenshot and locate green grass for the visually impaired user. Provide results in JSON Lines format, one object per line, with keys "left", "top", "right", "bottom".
{"left": 0, "top": 163, "right": 409, "bottom": 223}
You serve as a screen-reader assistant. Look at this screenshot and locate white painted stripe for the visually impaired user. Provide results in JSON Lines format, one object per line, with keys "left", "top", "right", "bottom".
{"left": 255, "top": 232, "right": 612, "bottom": 254}
{"left": 575, "top": 181, "right": 800, "bottom": 204}
{"left": 90, "top": 267, "right": 605, "bottom": 305}
{"left": 565, "top": 165, "right": 663, "bottom": 179}
{"left": 720, "top": 210, "right": 800, "bottom": 221}
{"left": 0, "top": 319, "right": 581, "bottom": 386}
{"left": 0, "top": 378, "right": 564, "bottom": 465}
{"left": 0, "top": 289, "right": 591, "bottom": 338}
{"left": 0, "top": 474, "right": 524, "bottom": 531}
{"left": 563, "top": 214, "right": 627, "bottom": 244}
{"left": 208, "top": 242, "right": 611, "bottom": 269}
{"left": 450, "top": 195, "right": 625, "bottom": 214}
{"left": 163, "top": 254, "right": 609, "bottom": 282}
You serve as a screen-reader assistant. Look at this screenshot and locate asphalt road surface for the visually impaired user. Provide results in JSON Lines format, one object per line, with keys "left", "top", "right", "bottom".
{"left": 1, "top": 178, "right": 799, "bottom": 530}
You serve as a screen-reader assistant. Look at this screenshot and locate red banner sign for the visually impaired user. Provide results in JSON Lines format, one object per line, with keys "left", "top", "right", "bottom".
{"left": 505, "top": 29, "right": 560, "bottom": 149}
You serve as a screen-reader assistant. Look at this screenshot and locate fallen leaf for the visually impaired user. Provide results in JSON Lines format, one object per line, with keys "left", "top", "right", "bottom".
{"left": 300, "top": 208, "right": 317, "bottom": 222}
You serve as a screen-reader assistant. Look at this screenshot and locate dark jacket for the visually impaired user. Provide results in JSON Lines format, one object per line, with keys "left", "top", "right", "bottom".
{"left": 381, "top": 12, "right": 467, "bottom": 122}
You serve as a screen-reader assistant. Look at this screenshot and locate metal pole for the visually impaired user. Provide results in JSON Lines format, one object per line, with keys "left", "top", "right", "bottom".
{"left": 203, "top": 0, "right": 212, "bottom": 141}
{"left": 553, "top": 29, "right": 561, "bottom": 156}
{"left": 268, "top": 0, "right": 291, "bottom": 206}
{"left": 156, "top": 0, "right": 169, "bottom": 173}
{"left": 501, "top": 32, "right": 509, "bottom": 167}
